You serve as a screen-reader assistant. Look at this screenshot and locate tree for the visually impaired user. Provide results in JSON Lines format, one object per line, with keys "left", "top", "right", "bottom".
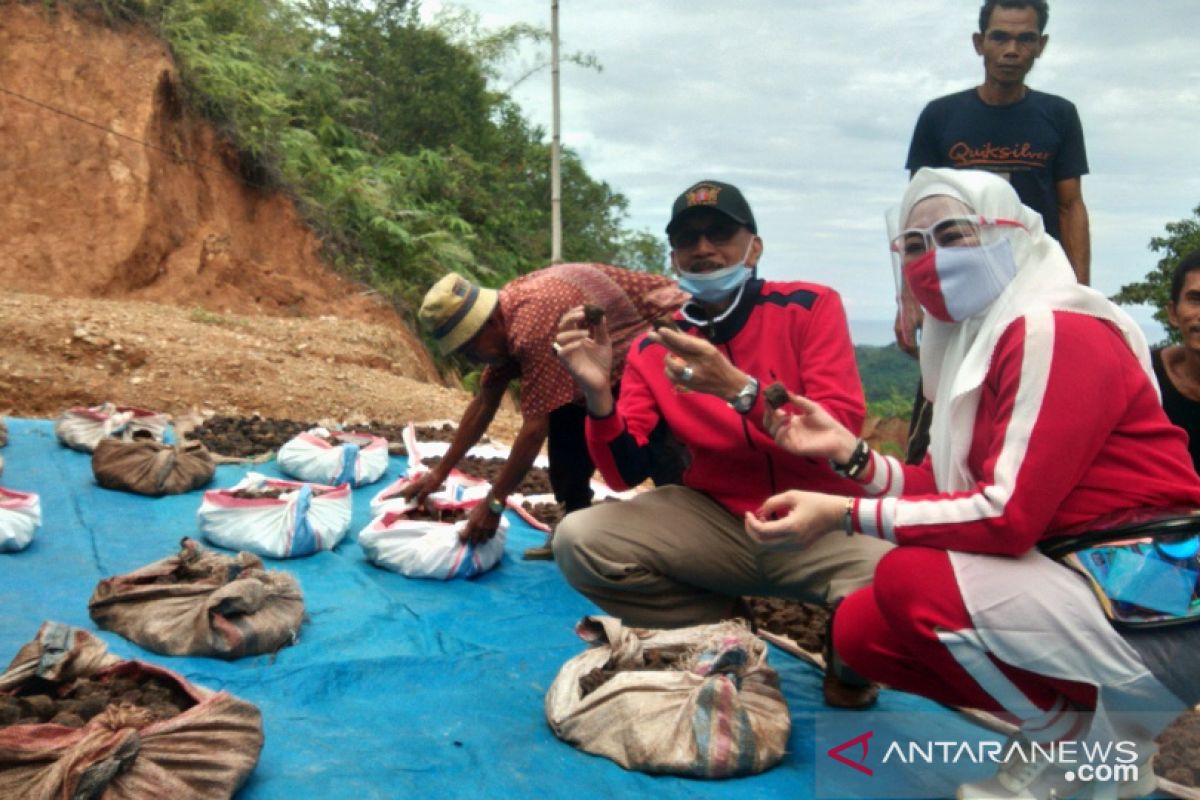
{"left": 1113, "top": 204, "right": 1200, "bottom": 344}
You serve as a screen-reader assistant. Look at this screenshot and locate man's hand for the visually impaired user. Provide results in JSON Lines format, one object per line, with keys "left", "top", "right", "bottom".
{"left": 649, "top": 327, "right": 747, "bottom": 401}
{"left": 398, "top": 470, "right": 447, "bottom": 505}
{"left": 555, "top": 306, "right": 613, "bottom": 394}
{"left": 743, "top": 490, "right": 844, "bottom": 550}
{"left": 459, "top": 501, "right": 502, "bottom": 546}
{"left": 764, "top": 393, "right": 858, "bottom": 463}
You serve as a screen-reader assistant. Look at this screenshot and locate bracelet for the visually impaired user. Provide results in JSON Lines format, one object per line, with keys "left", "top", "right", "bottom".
{"left": 843, "top": 496, "right": 856, "bottom": 537}
{"left": 485, "top": 492, "right": 505, "bottom": 515}
{"left": 830, "top": 438, "right": 871, "bottom": 480}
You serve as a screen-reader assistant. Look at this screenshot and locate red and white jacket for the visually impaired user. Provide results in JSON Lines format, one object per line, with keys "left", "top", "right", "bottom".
{"left": 586, "top": 279, "right": 865, "bottom": 518}
{"left": 853, "top": 311, "right": 1200, "bottom": 553}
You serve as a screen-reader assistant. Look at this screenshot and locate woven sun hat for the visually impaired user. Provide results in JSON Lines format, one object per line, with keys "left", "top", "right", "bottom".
{"left": 418, "top": 272, "right": 500, "bottom": 355}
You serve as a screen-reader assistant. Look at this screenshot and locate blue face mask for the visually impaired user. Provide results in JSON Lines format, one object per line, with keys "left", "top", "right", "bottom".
{"left": 675, "top": 241, "right": 755, "bottom": 303}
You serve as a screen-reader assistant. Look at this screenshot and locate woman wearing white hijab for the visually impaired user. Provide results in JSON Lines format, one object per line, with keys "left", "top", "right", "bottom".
{"left": 746, "top": 168, "right": 1200, "bottom": 799}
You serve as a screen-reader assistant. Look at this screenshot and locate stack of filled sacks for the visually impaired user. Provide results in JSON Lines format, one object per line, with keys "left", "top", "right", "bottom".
{"left": 197, "top": 472, "right": 351, "bottom": 559}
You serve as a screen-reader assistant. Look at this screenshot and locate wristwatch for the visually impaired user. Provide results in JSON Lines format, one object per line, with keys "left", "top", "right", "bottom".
{"left": 485, "top": 492, "right": 506, "bottom": 515}
{"left": 728, "top": 376, "right": 760, "bottom": 415}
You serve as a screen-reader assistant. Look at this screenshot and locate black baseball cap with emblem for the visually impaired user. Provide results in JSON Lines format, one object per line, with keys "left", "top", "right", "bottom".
{"left": 665, "top": 179, "right": 757, "bottom": 235}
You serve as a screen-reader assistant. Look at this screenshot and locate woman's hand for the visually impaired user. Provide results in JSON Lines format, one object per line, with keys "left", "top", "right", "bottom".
{"left": 764, "top": 393, "right": 858, "bottom": 463}
{"left": 743, "top": 490, "right": 846, "bottom": 550}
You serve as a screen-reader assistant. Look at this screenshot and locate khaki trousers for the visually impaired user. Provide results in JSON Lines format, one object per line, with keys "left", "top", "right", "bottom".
{"left": 552, "top": 485, "right": 893, "bottom": 628}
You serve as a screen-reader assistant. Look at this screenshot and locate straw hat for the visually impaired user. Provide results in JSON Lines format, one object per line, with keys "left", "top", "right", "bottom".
{"left": 418, "top": 273, "right": 500, "bottom": 355}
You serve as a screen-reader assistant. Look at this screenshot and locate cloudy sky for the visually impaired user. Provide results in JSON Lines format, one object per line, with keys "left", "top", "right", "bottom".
{"left": 423, "top": 1, "right": 1200, "bottom": 344}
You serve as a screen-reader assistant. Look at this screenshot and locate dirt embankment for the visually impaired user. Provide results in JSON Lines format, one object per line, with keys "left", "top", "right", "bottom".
{"left": 0, "top": 3, "right": 528, "bottom": 436}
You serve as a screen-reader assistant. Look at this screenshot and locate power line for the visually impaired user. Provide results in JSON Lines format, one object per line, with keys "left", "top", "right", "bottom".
{"left": 0, "top": 83, "right": 271, "bottom": 190}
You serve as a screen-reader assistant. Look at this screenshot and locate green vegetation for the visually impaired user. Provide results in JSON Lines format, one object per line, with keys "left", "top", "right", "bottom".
{"left": 29, "top": 0, "right": 665, "bottom": 338}
{"left": 1114, "top": 204, "right": 1200, "bottom": 346}
{"left": 855, "top": 343, "right": 918, "bottom": 418}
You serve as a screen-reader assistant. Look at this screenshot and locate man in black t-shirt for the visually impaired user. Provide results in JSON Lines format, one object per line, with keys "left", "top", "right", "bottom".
{"left": 898, "top": 0, "right": 1091, "bottom": 463}
{"left": 906, "top": 0, "right": 1089, "bottom": 281}
{"left": 1154, "top": 250, "right": 1200, "bottom": 475}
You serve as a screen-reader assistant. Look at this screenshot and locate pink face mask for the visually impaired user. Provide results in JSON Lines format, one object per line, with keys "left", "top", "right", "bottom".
{"left": 903, "top": 238, "right": 1019, "bottom": 322}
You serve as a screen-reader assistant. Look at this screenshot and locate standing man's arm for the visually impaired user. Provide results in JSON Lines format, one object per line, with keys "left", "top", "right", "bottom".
{"left": 1056, "top": 177, "right": 1090, "bottom": 285}
{"left": 896, "top": 107, "right": 938, "bottom": 356}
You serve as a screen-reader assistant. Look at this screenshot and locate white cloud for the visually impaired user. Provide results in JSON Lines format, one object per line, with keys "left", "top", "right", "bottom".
{"left": 425, "top": 0, "right": 1200, "bottom": 342}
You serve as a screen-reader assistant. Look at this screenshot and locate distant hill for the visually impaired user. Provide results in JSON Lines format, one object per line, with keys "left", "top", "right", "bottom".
{"left": 854, "top": 343, "right": 919, "bottom": 412}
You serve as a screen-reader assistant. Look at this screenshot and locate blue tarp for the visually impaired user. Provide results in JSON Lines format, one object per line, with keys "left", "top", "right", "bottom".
{"left": 0, "top": 417, "right": 993, "bottom": 799}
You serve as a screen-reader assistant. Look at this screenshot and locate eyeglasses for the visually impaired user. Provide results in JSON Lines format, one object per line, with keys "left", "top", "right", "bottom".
{"left": 890, "top": 215, "right": 1026, "bottom": 258}
{"left": 669, "top": 217, "right": 743, "bottom": 249}
{"left": 985, "top": 30, "right": 1042, "bottom": 48}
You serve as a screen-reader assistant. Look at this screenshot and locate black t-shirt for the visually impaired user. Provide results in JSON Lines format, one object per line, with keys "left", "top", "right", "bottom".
{"left": 1152, "top": 347, "right": 1200, "bottom": 476}
{"left": 906, "top": 88, "right": 1088, "bottom": 242}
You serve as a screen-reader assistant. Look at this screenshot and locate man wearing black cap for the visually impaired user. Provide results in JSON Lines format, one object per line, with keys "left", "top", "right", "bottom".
{"left": 552, "top": 180, "right": 891, "bottom": 708}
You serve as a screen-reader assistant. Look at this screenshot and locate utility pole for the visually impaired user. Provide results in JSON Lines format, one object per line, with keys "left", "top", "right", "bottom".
{"left": 550, "top": 0, "right": 562, "bottom": 263}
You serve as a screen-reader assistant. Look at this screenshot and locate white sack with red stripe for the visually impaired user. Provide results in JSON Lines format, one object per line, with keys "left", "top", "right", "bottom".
{"left": 197, "top": 473, "right": 351, "bottom": 559}
{"left": 276, "top": 428, "right": 389, "bottom": 488}
{"left": 369, "top": 472, "right": 491, "bottom": 518}
{"left": 54, "top": 403, "right": 171, "bottom": 453}
{"left": 357, "top": 506, "right": 506, "bottom": 580}
{"left": 0, "top": 487, "right": 41, "bottom": 553}
{"left": 545, "top": 616, "right": 790, "bottom": 778}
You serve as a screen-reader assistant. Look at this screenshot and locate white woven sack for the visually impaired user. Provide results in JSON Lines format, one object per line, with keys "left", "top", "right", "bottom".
{"left": 277, "top": 428, "right": 389, "bottom": 487}
{"left": 197, "top": 472, "right": 352, "bottom": 559}
{"left": 358, "top": 508, "right": 506, "bottom": 580}
{"left": 369, "top": 473, "right": 490, "bottom": 518}
{"left": 54, "top": 403, "right": 170, "bottom": 453}
{"left": 0, "top": 488, "right": 42, "bottom": 553}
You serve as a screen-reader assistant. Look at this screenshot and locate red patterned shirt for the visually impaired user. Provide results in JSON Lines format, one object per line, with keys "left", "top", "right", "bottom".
{"left": 482, "top": 263, "right": 685, "bottom": 417}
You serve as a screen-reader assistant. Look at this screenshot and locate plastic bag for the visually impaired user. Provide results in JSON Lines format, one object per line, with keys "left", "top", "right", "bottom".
{"left": 0, "top": 488, "right": 41, "bottom": 553}
{"left": 1042, "top": 511, "right": 1200, "bottom": 628}
{"left": 545, "top": 616, "right": 790, "bottom": 778}
{"left": 197, "top": 472, "right": 351, "bottom": 559}
{"left": 54, "top": 403, "right": 171, "bottom": 453}
{"left": 276, "top": 427, "right": 388, "bottom": 487}
{"left": 358, "top": 503, "right": 506, "bottom": 580}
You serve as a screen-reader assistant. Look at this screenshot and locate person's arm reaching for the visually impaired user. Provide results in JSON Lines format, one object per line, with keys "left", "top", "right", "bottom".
{"left": 1056, "top": 177, "right": 1091, "bottom": 285}
{"left": 460, "top": 412, "right": 549, "bottom": 545}
{"left": 400, "top": 377, "right": 505, "bottom": 503}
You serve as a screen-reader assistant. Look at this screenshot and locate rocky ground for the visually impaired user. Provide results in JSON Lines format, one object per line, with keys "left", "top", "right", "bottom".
{"left": 0, "top": 290, "right": 523, "bottom": 442}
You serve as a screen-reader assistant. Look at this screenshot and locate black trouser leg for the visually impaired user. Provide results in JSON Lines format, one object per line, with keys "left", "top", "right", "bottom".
{"left": 905, "top": 378, "right": 933, "bottom": 466}
{"left": 547, "top": 402, "right": 595, "bottom": 513}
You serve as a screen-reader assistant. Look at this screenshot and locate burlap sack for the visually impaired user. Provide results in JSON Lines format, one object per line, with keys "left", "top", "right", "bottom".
{"left": 545, "top": 616, "right": 790, "bottom": 778}
{"left": 89, "top": 538, "right": 305, "bottom": 658}
{"left": 92, "top": 439, "right": 216, "bottom": 496}
{"left": 0, "top": 621, "right": 263, "bottom": 799}
{"left": 0, "top": 419, "right": 7, "bottom": 447}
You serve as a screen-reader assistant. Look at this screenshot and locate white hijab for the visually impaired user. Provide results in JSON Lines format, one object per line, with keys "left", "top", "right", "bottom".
{"left": 901, "top": 168, "right": 1153, "bottom": 492}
